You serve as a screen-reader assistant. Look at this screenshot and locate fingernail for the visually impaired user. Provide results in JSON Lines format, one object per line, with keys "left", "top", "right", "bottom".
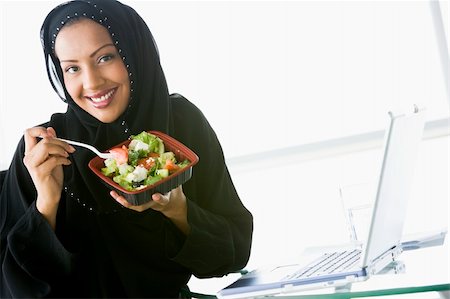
{"left": 47, "top": 127, "right": 56, "bottom": 137}
{"left": 69, "top": 145, "right": 76, "bottom": 152}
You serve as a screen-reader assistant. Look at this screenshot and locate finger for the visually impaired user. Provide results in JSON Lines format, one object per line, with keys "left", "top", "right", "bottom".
{"left": 44, "top": 127, "right": 75, "bottom": 153}
{"left": 26, "top": 142, "right": 71, "bottom": 167}
{"left": 46, "top": 127, "right": 57, "bottom": 138}
{"left": 152, "top": 193, "right": 169, "bottom": 206}
{"left": 42, "top": 140, "right": 72, "bottom": 157}
{"left": 44, "top": 137, "right": 76, "bottom": 154}
{"left": 24, "top": 127, "right": 52, "bottom": 155}
{"left": 33, "top": 156, "right": 72, "bottom": 177}
{"left": 110, "top": 191, "right": 131, "bottom": 208}
{"left": 110, "top": 191, "right": 153, "bottom": 212}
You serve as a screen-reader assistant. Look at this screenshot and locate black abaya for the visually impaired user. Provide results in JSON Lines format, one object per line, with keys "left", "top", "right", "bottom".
{"left": 1, "top": 95, "right": 253, "bottom": 297}
{"left": 0, "top": 0, "right": 253, "bottom": 296}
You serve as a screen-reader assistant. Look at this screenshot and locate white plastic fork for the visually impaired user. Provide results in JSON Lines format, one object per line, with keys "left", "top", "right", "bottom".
{"left": 55, "top": 137, "right": 115, "bottom": 159}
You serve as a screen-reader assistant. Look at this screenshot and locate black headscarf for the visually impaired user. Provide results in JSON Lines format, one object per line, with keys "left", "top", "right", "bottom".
{"left": 2, "top": 1, "right": 253, "bottom": 296}
{"left": 40, "top": 0, "right": 173, "bottom": 213}
{"left": 37, "top": 2, "right": 191, "bottom": 296}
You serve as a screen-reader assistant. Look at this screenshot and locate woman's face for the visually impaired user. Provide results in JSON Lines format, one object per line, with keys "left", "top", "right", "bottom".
{"left": 55, "top": 18, "right": 130, "bottom": 123}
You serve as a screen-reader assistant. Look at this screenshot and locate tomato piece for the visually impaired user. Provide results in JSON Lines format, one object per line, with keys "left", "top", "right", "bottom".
{"left": 137, "top": 157, "right": 156, "bottom": 170}
{"left": 148, "top": 152, "right": 160, "bottom": 158}
{"left": 164, "top": 159, "right": 180, "bottom": 172}
{"left": 109, "top": 145, "right": 128, "bottom": 165}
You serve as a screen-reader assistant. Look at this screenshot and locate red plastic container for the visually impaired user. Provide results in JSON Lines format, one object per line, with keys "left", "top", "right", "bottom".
{"left": 88, "top": 131, "right": 199, "bottom": 205}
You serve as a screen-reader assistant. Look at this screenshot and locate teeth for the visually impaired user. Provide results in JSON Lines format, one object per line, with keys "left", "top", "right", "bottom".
{"left": 91, "top": 90, "right": 114, "bottom": 103}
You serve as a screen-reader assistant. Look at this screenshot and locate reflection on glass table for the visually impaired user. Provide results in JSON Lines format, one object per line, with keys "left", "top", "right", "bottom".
{"left": 188, "top": 230, "right": 449, "bottom": 299}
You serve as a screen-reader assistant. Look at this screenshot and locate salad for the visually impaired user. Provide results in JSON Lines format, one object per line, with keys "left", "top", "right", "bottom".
{"left": 101, "top": 131, "right": 190, "bottom": 191}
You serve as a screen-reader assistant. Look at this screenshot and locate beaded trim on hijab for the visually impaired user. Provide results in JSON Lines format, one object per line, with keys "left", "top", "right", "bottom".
{"left": 48, "top": 2, "right": 133, "bottom": 135}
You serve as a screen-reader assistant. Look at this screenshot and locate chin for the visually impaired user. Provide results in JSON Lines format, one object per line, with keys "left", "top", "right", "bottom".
{"left": 94, "top": 113, "right": 121, "bottom": 124}
{"left": 100, "top": 117, "right": 119, "bottom": 123}
{"left": 86, "top": 105, "right": 127, "bottom": 124}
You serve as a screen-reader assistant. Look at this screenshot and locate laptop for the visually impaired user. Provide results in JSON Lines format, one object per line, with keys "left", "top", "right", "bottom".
{"left": 218, "top": 105, "right": 426, "bottom": 299}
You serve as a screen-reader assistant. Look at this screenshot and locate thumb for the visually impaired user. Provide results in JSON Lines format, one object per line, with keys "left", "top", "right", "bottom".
{"left": 152, "top": 193, "right": 169, "bottom": 206}
{"left": 47, "top": 127, "right": 57, "bottom": 138}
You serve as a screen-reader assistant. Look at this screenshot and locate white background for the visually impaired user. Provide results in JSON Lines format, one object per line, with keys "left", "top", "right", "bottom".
{"left": 1, "top": 1, "right": 449, "bottom": 164}
{"left": 1, "top": 0, "right": 449, "bottom": 294}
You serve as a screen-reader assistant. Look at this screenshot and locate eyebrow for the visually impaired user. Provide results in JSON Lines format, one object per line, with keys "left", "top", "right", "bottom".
{"left": 59, "top": 43, "right": 115, "bottom": 62}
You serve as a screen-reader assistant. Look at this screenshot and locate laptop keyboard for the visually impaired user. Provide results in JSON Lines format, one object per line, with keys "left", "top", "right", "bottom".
{"left": 283, "top": 249, "right": 361, "bottom": 280}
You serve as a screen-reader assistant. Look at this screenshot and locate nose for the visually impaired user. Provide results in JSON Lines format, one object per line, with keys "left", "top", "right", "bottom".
{"left": 82, "top": 66, "right": 105, "bottom": 90}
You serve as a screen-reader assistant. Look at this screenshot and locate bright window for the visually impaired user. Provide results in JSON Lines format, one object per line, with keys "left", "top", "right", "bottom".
{"left": 0, "top": 1, "right": 448, "bottom": 165}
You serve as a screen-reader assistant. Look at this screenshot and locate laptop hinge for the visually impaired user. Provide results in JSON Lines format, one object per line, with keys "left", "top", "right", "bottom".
{"left": 366, "top": 245, "right": 403, "bottom": 276}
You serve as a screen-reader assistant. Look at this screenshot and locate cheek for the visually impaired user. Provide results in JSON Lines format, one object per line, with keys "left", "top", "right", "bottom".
{"left": 63, "top": 75, "right": 81, "bottom": 100}
{"left": 116, "top": 66, "right": 131, "bottom": 99}
{"left": 116, "top": 64, "right": 130, "bottom": 86}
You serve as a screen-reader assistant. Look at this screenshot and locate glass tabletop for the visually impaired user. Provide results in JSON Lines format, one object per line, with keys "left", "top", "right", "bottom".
{"left": 189, "top": 234, "right": 449, "bottom": 298}
{"left": 275, "top": 238, "right": 449, "bottom": 298}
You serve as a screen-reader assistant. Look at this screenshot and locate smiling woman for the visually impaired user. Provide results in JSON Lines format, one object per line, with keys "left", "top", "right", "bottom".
{"left": 0, "top": 0, "right": 253, "bottom": 297}
{"left": 55, "top": 19, "right": 130, "bottom": 123}
{"left": 1, "top": 0, "right": 449, "bottom": 297}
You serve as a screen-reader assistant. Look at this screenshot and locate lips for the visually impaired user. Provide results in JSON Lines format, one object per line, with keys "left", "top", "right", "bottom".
{"left": 85, "top": 88, "right": 117, "bottom": 108}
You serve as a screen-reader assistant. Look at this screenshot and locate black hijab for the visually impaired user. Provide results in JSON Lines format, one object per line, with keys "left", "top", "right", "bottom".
{"left": 40, "top": 0, "right": 173, "bottom": 213}
{"left": 38, "top": 2, "right": 190, "bottom": 295}
{"left": 2, "top": 1, "right": 252, "bottom": 296}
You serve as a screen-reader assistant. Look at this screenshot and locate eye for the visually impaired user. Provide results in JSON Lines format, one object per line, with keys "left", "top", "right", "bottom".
{"left": 65, "top": 66, "right": 79, "bottom": 74}
{"left": 99, "top": 54, "right": 114, "bottom": 63}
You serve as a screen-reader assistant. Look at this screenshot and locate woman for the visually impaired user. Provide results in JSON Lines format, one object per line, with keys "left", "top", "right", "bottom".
{"left": 0, "top": 0, "right": 253, "bottom": 297}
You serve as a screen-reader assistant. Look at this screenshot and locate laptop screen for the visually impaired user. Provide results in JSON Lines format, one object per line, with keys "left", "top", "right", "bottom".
{"left": 363, "top": 107, "right": 425, "bottom": 267}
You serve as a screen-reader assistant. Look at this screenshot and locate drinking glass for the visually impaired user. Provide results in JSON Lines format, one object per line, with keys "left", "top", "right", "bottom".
{"left": 339, "top": 182, "right": 375, "bottom": 245}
